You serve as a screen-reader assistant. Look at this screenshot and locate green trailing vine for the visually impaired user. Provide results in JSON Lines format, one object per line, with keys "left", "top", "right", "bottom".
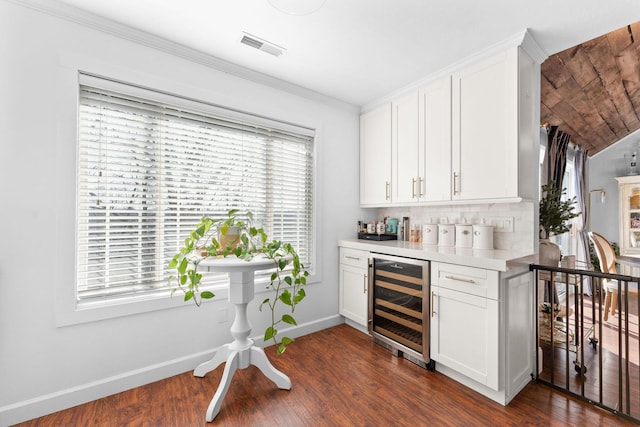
{"left": 168, "top": 209, "right": 308, "bottom": 355}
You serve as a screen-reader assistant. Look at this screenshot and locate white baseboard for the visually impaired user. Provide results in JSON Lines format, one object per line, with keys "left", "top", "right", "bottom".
{"left": 343, "top": 318, "right": 369, "bottom": 335}
{"left": 435, "top": 363, "right": 509, "bottom": 405}
{"left": 0, "top": 315, "right": 342, "bottom": 426}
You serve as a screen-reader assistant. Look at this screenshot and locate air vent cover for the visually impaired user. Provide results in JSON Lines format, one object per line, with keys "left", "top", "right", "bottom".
{"left": 240, "top": 32, "right": 284, "bottom": 57}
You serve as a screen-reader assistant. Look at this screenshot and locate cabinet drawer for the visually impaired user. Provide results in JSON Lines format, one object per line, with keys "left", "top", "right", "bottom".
{"left": 340, "top": 248, "right": 369, "bottom": 269}
{"left": 431, "top": 262, "right": 499, "bottom": 299}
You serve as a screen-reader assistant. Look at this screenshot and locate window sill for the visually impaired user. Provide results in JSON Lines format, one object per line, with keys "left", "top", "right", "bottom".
{"left": 55, "top": 272, "right": 318, "bottom": 327}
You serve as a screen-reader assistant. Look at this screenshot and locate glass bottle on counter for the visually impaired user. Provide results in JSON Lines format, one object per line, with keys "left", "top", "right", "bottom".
{"left": 402, "top": 217, "right": 410, "bottom": 241}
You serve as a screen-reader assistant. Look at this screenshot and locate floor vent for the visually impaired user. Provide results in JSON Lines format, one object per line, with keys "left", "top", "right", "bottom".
{"left": 240, "top": 33, "right": 284, "bottom": 57}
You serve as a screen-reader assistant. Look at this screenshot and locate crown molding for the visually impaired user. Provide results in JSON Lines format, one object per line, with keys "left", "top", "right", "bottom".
{"left": 8, "top": 0, "right": 359, "bottom": 112}
{"left": 361, "top": 29, "right": 546, "bottom": 113}
{"left": 520, "top": 29, "right": 548, "bottom": 64}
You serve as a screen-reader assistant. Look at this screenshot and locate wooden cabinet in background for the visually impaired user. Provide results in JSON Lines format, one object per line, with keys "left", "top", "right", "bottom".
{"left": 616, "top": 175, "right": 640, "bottom": 258}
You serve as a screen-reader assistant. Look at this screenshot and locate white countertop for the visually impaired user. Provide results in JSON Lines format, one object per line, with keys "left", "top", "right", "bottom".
{"left": 338, "top": 238, "right": 534, "bottom": 272}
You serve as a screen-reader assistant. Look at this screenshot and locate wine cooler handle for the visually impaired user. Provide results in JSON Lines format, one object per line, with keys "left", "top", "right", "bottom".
{"left": 367, "top": 259, "right": 374, "bottom": 334}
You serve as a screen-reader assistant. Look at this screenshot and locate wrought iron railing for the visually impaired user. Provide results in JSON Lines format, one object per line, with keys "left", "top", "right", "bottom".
{"left": 530, "top": 263, "right": 640, "bottom": 423}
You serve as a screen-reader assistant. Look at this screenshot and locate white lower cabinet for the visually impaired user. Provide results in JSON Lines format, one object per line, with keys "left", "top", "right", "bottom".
{"left": 430, "top": 285, "right": 499, "bottom": 389}
{"left": 337, "top": 244, "right": 534, "bottom": 405}
{"left": 339, "top": 248, "right": 369, "bottom": 327}
{"left": 430, "top": 261, "right": 533, "bottom": 404}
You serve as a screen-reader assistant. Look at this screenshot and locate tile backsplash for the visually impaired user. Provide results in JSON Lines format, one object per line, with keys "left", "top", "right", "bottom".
{"left": 376, "top": 201, "right": 535, "bottom": 252}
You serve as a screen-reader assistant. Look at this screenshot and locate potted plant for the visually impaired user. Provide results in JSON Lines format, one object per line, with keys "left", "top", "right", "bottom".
{"left": 168, "top": 209, "right": 309, "bottom": 355}
{"left": 539, "top": 181, "right": 580, "bottom": 266}
{"left": 539, "top": 302, "right": 560, "bottom": 325}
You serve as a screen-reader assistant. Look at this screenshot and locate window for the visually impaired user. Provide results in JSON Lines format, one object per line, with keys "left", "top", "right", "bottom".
{"left": 77, "top": 74, "right": 314, "bottom": 303}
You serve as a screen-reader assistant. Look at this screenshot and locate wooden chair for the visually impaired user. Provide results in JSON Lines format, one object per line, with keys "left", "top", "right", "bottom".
{"left": 588, "top": 231, "right": 638, "bottom": 321}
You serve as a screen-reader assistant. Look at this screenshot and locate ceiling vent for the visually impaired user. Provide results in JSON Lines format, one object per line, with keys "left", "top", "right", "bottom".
{"left": 240, "top": 32, "right": 284, "bottom": 57}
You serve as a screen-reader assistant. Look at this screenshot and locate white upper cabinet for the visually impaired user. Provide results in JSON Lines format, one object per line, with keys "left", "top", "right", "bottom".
{"left": 388, "top": 77, "right": 452, "bottom": 205}
{"left": 392, "top": 92, "right": 420, "bottom": 204}
{"left": 360, "top": 103, "right": 392, "bottom": 206}
{"left": 359, "top": 45, "right": 536, "bottom": 207}
{"left": 420, "top": 76, "right": 452, "bottom": 202}
{"left": 452, "top": 47, "right": 533, "bottom": 201}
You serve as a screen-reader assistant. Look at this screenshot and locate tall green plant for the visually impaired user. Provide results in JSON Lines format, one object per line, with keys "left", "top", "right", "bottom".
{"left": 168, "top": 209, "right": 308, "bottom": 355}
{"left": 539, "top": 181, "right": 580, "bottom": 239}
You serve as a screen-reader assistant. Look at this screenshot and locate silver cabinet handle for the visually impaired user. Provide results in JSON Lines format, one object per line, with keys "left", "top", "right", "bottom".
{"left": 445, "top": 275, "right": 475, "bottom": 284}
{"left": 363, "top": 274, "right": 368, "bottom": 293}
{"left": 453, "top": 172, "right": 460, "bottom": 195}
{"left": 411, "top": 178, "right": 416, "bottom": 198}
{"left": 345, "top": 255, "right": 361, "bottom": 261}
{"left": 385, "top": 181, "right": 390, "bottom": 200}
{"left": 418, "top": 177, "right": 423, "bottom": 197}
{"left": 431, "top": 291, "right": 436, "bottom": 317}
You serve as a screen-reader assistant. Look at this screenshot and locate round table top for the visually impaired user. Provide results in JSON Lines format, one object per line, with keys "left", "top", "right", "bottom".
{"left": 198, "top": 253, "right": 278, "bottom": 272}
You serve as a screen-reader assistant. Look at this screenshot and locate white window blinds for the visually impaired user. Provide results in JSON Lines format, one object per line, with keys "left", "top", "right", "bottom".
{"left": 77, "top": 74, "right": 314, "bottom": 301}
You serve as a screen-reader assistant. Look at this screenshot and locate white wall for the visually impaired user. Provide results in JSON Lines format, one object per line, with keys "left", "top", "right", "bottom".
{"left": 0, "top": 2, "right": 361, "bottom": 424}
{"left": 588, "top": 129, "right": 640, "bottom": 244}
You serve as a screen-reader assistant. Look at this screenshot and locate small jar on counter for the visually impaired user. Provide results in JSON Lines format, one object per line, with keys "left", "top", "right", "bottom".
{"left": 410, "top": 225, "right": 422, "bottom": 243}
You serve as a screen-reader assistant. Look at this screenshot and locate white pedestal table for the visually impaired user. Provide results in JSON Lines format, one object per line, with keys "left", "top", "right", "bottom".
{"left": 194, "top": 255, "right": 291, "bottom": 422}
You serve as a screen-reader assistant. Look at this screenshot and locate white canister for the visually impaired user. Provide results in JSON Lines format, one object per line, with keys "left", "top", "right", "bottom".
{"left": 422, "top": 223, "right": 438, "bottom": 245}
{"left": 438, "top": 224, "right": 455, "bottom": 246}
{"left": 472, "top": 224, "right": 494, "bottom": 250}
{"left": 455, "top": 224, "right": 473, "bottom": 248}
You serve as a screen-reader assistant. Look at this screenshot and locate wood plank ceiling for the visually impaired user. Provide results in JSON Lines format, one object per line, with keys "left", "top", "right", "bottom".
{"left": 541, "top": 22, "right": 640, "bottom": 156}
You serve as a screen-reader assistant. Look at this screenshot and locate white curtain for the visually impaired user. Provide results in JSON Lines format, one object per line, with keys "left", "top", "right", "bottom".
{"left": 574, "top": 144, "right": 592, "bottom": 294}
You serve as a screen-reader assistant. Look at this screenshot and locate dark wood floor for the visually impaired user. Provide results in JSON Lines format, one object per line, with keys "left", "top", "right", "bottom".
{"left": 15, "top": 324, "right": 637, "bottom": 427}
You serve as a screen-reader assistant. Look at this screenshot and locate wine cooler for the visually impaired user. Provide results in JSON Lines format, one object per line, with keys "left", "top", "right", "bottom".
{"left": 368, "top": 254, "right": 432, "bottom": 369}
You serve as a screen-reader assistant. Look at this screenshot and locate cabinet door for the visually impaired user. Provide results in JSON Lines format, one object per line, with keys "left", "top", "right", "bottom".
{"left": 430, "top": 286, "right": 499, "bottom": 390}
{"left": 339, "top": 264, "right": 368, "bottom": 326}
{"left": 452, "top": 49, "right": 518, "bottom": 201}
{"left": 618, "top": 178, "right": 640, "bottom": 256}
{"left": 360, "top": 103, "right": 392, "bottom": 206}
{"left": 419, "top": 76, "right": 452, "bottom": 202}
{"left": 392, "top": 92, "right": 420, "bottom": 204}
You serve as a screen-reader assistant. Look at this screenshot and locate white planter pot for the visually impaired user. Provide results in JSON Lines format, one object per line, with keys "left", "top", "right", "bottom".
{"left": 539, "top": 239, "right": 561, "bottom": 266}
{"left": 220, "top": 226, "right": 241, "bottom": 249}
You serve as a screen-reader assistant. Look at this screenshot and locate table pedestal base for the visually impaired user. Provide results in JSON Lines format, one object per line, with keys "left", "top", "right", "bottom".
{"left": 194, "top": 341, "right": 291, "bottom": 422}
{"left": 193, "top": 264, "right": 291, "bottom": 422}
